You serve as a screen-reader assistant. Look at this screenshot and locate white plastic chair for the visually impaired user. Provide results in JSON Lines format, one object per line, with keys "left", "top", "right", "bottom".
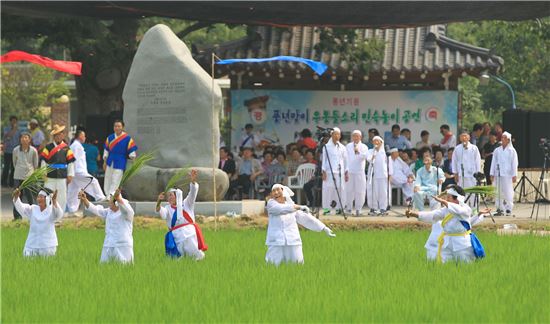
{"left": 288, "top": 163, "right": 317, "bottom": 204}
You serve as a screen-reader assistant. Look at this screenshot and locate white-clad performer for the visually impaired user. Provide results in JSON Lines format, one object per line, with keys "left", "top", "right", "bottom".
{"left": 156, "top": 169, "right": 207, "bottom": 260}
{"left": 266, "top": 184, "right": 336, "bottom": 266}
{"left": 321, "top": 127, "right": 348, "bottom": 215}
{"left": 67, "top": 129, "right": 106, "bottom": 213}
{"left": 80, "top": 188, "right": 134, "bottom": 264}
{"left": 367, "top": 136, "right": 393, "bottom": 215}
{"left": 13, "top": 188, "right": 63, "bottom": 257}
{"left": 452, "top": 131, "right": 481, "bottom": 207}
{"left": 421, "top": 207, "right": 490, "bottom": 261}
{"left": 345, "top": 130, "right": 369, "bottom": 216}
{"left": 490, "top": 131, "right": 518, "bottom": 216}
{"left": 389, "top": 148, "right": 414, "bottom": 204}
{"left": 407, "top": 185, "right": 479, "bottom": 263}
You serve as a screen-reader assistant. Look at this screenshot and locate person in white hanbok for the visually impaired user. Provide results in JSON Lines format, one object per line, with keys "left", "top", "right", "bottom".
{"left": 67, "top": 130, "right": 106, "bottom": 213}
{"left": 389, "top": 148, "right": 414, "bottom": 204}
{"left": 345, "top": 130, "right": 369, "bottom": 216}
{"left": 321, "top": 127, "right": 348, "bottom": 215}
{"left": 452, "top": 132, "right": 481, "bottom": 208}
{"left": 156, "top": 169, "right": 207, "bottom": 261}
{"left": 13, "top": 188, "right": 63, "bottom": 257}
{"left": 407, "top": 185, "right": 479, "bottom": 263}
{"left": 266, "top": 184, "right": 335, "bottom": 266}
{"left": 490, "top": 131, "right": 518, "bottom": 216}
{"left": 80, "top": 188, "right": 134, "bottom": 263}
{"left": 367, "top": 136, "right": 392, "bottom": 215}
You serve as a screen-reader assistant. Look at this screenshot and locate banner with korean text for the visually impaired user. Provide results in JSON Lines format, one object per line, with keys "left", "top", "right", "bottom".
{"left": 230, "top": 90, "right": 458, "bottom": 150}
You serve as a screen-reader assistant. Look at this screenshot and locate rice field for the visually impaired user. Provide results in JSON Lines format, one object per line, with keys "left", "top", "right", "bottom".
{"left": 1, "top": 227, "right": 549, "bottom": 323}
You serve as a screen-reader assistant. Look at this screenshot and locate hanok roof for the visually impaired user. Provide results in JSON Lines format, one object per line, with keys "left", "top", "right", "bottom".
{"left": 195, "top": 25, "right": 503, "bottom": 76}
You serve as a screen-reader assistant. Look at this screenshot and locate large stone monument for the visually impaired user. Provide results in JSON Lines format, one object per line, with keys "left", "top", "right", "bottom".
{"left": 123, "top": 24, "right": 229, "bottom": 201}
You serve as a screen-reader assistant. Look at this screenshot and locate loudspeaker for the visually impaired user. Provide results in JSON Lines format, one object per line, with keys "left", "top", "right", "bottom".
{"left": 527, "top": 112, "right": 550, "bottom": 168}
{"left": 503, "top": 110, "right": 530, "bottom": 168}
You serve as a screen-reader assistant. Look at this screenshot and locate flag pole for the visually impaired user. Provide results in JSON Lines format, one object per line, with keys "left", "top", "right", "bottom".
{"left": 211, "top": 52, "right": 218, "bottom": 231}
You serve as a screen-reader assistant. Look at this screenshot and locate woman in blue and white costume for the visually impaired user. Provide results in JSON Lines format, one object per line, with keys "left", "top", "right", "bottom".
{"left": 421, "top": 206, "right": 490, "bottom": 261}
{"left": 156, "top": 169, "right": 207, "bottom": 261}
{"left": 80, "top": 188, "right": 134, "bottom": 264}
{"left": 407, "top": 185, "right": 483, "bottom": 263}
{"left": 266, "top": 184, "right": 336, "bottom": 266}
{"left": 13, "top": 188, "right": 63, "bottom": 257}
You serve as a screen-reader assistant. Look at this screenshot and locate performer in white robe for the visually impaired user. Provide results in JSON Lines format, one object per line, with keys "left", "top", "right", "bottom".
{"left": 407, "top": 186, "right": 478, "bottom": 263}
{"left": 266, "top": 184, "right": 335, "bottom": 266}
{"left": 321, "top": 127, "right": 348, "bottom": 215}
{"left": 490, "top": 131, "right": 518, "bottom": 216}
{"left": 421, "top": 207, "right": 490, "bottom": 261}
{"left": 413, "top": 155, "right": 445, "bottom": 211}
{"left": 67, "top": 130, "right": 106, "bottom": 213}
{"left": 345, "top": 130, "right": 369, "bottom": 216}
{"left": 452, "top": 132, "right": 481, "bottom": 207}
{"left": 80, "top": 189, "right": 134, "bottom": 263}
{"left": 156, "top": 169, "right": 207, "bottom": 260}
{"left": 367, "top": 136, "right": 392, "bottom": 215}
{"left": 389, "top": 148, "right": 414, "bottom": 204}
{"left": 13, "top": 188, "right": 63, "bottom": 257}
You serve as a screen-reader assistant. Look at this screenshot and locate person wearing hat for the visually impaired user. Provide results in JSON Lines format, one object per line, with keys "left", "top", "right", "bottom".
{"left": 266, "top": 183, "right": 335, "bottom": 266}
{"left": 40, "top": 124, "right": 75, "bottom": 213}
{"left": 407, "top": 185, "right": 482, "bottom": 263}
{"left": 490, "top": 131, "right": 518, "bottom": 216}
{"left": 66, "top": 129, "right": 106, "bottom": 214}
{"left": 345, "top": 130, "right": 369, "bottom": 216}
{"left": 389, "top": 148, "right": 414, "bottom": 205}
{"left": 452, "top": 131, "right": 481, "bottom": 208}
{"left": 80, "top": 188, "right": 134, "bottom": 264}
{"left": 28, "top": 118, "right": 45, "bottom": 151}
{"left": 413, "top": 155, "right": 445, "bottom": 211}
{"left": 12, "top": 188, "right": 63, "bottom": 257}
{"left": 367, "top": 136, "right": 392, "bottom": 215}
{"left": 156, "top": 169, "right": 207, "bottom": 260}
{"left": 321, "top": 127, "right": 348, "bottom": 215}
{"left": 103, "top": 120, "right": 138, "bottom": 197}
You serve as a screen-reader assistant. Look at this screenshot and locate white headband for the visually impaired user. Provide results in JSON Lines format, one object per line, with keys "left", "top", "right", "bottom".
{"left": 352, "top": 130, "right": 362, "bottom": 136}
{"left": 373, "top": 136, "right": 383, "bottom": 143}
{"left": 272, "top": 183, "right": 295, "bottom": 204}
{"left": 38, "top": 190, "right": 52, "bottom": 205}
{"left": 502, "top": 131, "right": 512, "bottom": 140}
{"left": 447, "top": 188, "right": 465, "bottom": 204}
{"left": 332, "top": 127, "right": 341, "bottom": 134}
{"left": 388, "top": 148, "right": 398, "bottom": 153}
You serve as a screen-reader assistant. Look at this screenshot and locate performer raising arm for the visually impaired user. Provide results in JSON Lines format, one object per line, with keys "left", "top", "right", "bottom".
{"left": 13, "top": 188, "right": 63, "bottom": 257}
{"left": 266, "top": 184, "right": 335, "bottom": 266}
{"left": 156, "top": 169, "right": 207, "bottom": 261}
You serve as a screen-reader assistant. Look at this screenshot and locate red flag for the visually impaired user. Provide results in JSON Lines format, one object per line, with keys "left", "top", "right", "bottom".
{"left": 0, "top": 50, "right": 82, "bottom": 76}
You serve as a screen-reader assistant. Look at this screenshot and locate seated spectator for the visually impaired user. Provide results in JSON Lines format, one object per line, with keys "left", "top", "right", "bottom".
{"left": 385, "top": 124, "right": 412, "bottom": 150}
{"left": 287, "top": 149, "right": 304, "bottom": 177}
{"left": 401, "top": 128, "right": 412, "bottom": 142}
{"left": 433, "top": 148, "right": 444, "bottom": 168}
{"left": 413, "top": 147, "right": 432, "bottom": 175}
{"left": 433, "top": 124, "right": 456, "bottom": 153}
{"left": 304, "top": 149, "right": 317, "bottom": 165}
{"left": 219, "top": 146, "right": 236, "bottom": 179}
{"left": 230, "top": 147, "right": 262, "bottom": 199}
{"left": 297, "top": 128, "right": 317, "bottom": 150}
{"left": 416, "top": 130, "right": 431, "bottom": 150}
{"left": 365, "top": 128, "right": 379, "bottom": 149}
{"left": 441, "top": 146, "right": 456, "bottom": 190}
{"left": 400, "top": 149, "right": 411, "bottom": 165}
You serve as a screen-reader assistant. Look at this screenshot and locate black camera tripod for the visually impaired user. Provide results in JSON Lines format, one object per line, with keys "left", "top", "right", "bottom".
{"left": 530, "top": 151, "right": 550, "bottom": 221}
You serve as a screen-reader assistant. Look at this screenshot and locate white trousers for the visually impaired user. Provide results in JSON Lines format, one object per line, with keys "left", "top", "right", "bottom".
{"left": 458, "top": 176, "right": 477, "bottom": 208}
{"left": 322, "top": 173, "right": 345, "bottom": 209}
{"left": 413, "top": 190, "right": 440, "bottom": 211}
{"left": 67, "top": 174, "right": 106, "bottom": 213}
{"left": 367, "top": 177, "right": 389, "bottom": 210}
{"left": 391, "top": 178, "right": 414, "bottom": 200}
{"left": 265, "top": 245, "right": 304, "bottom": 266}
{"left": 104, "top": 166, "right": 123, "bottom": 196}
{"left": 24, "top": 247, "right": 57, "bottom": 257}
{"left": 345, "top": 172, "right": 366, "bottom": 211}
{"left": 439, "top": 246, "right": 476, "bottom": 263}
{"left": 176, "top": 236, "right": 205, "bottom": 261}
{"left": 45, "top": 178, "right": 67, "bottom": 212}
{"left": 100, "top": 246, "right": 134, "bottom": 264}
{"left": 494, "top": 176, "right": 514, "bottom": 211}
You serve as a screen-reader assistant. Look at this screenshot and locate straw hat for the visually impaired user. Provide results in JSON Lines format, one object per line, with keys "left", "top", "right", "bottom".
{"left": 50, "top": 124, "right": 66, "bottom": 135}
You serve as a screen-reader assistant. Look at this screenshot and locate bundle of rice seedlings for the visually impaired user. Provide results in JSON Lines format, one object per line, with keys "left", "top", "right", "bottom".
{"left": 116, "top": 151, "right": 156, "bottom": 201}
{"left": 16, "top": 166, "right": 52, "bottom": 194}
{"left": 464, "top": 185, "right": 496, "bottom": 196}
{"left": 163, "top": 165, "right": 191, "bottom": 194}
